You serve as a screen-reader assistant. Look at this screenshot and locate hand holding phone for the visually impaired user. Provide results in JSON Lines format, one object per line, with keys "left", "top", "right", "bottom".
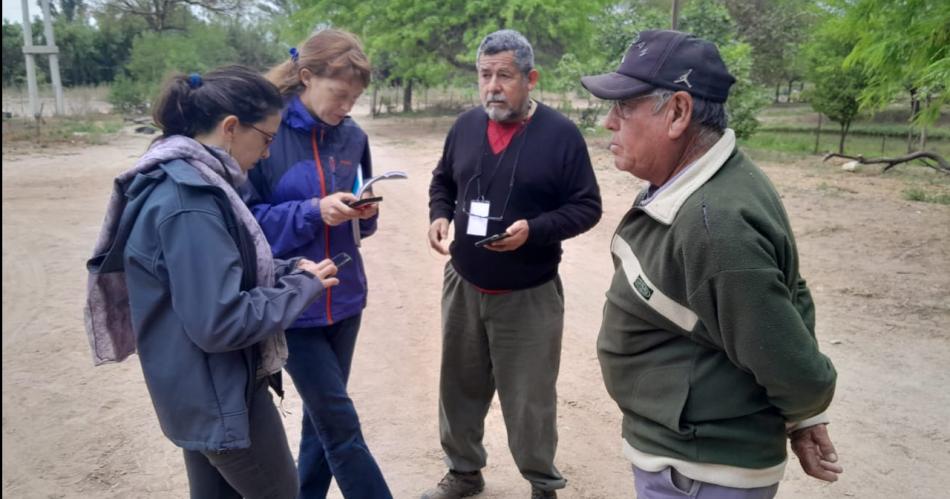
{"left": 474, "top": 232, "right": 510, "bottom": 248}
{"left": 296, "top": 258, "right": 340, "bottom": 288}
{"left": 346, "top": 196, "right": 383, "bottom": 209}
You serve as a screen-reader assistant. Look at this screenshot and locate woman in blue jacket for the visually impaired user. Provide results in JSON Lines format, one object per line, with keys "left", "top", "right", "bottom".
{"left": 86, "top": 66, "right": 340, "bottom": 499}
{"left": 244, "top": 30, "right": 392, "bottom": 498}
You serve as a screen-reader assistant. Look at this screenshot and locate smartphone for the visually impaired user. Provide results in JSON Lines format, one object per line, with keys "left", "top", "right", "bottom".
{"left": 331, "top": 252, "right": 352, "bottom": 268}
{"left": 474, "top": 232, "right": 510, "bottom": 248}
{"left": 347, "top": 196, "right": 383, "bottom": 208}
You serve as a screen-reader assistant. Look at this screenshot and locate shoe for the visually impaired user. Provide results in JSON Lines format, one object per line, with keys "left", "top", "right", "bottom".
{"left": 530, "top": 486, "right": 557, "bottom": 499}
{"left": 420, "top": 470, "right": 485, "bottom": 499}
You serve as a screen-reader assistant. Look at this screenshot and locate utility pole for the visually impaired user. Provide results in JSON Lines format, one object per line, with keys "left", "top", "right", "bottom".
{"left": 20, "top": 0, "right": 65, "bottom": 117}
{"left": 671, "top": 0, "right": 681, "bottom": 30}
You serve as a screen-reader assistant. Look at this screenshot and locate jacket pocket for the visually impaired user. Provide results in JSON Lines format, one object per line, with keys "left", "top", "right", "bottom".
{"left": 634, "top": 365, "right": 693, "bottom": 436}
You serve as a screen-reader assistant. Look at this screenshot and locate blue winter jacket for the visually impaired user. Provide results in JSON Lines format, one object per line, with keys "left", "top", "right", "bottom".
{"left": 123, "top": 160, "right": 325, "bottom": 451}
{"left": 244, "top": 96, "right": 377, "bottom": 327}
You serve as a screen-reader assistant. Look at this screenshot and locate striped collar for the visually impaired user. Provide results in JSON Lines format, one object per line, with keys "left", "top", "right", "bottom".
{"left": 638, "top": 129, "right": 736, "bottom": 225}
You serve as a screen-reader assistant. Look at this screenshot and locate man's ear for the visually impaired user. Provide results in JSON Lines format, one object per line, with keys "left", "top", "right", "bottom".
{"left": 526, "top": 68, "right": 540, "bottom": 91}
{"left": 667, "top": 91, "right": 693, "bottom": 140}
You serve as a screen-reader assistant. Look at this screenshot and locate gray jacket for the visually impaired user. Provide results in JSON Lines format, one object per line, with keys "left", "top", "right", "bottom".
{"left": 123, "top": 160, "right": 324, "bottom": 451}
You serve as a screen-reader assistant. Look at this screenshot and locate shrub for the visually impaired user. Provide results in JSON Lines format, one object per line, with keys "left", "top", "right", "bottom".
{"left": 108, "top": 74, "right": 149, "bottom": 114}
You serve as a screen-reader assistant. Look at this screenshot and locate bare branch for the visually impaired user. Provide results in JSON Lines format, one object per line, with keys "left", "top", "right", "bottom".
{"left": 823, "top": 151, "right": 950, "bottom": 175}
{"left": 103, "top": 0, "right": 241, "bottom": 31}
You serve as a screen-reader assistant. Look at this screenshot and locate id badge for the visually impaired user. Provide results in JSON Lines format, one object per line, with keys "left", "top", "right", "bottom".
{"left": 466, "top": 200, "right": 490, "bottom": 236}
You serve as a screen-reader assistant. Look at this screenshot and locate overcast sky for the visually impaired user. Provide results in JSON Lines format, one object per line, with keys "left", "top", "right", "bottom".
{"left": 4, "top": 0, "right": 35, "bottom": 24}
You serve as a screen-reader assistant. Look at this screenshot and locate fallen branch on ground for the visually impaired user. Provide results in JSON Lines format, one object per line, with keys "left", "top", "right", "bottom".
{"left": 822, "top": 151, "right": 950, "bottom": 175}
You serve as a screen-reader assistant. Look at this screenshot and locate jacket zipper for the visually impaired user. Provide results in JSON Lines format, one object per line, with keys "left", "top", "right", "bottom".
{"left": 310, "top": 128, "right": 334, "bottom": 324}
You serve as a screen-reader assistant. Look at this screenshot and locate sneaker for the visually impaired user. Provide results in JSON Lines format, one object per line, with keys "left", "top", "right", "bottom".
{"left": 530, "top": 486, "right": 557, "bottom": 499}
{"left": 420, "top": 470, "right": 485, "bottom": 499}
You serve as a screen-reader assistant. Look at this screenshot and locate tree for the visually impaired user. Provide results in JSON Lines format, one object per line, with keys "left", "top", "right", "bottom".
{"left": 125, "top": 24, "right": 238, "bottom": 83}
{"left": 52, "top": 18, "right": 103, "bottom": 86}
{"left": 679, "top": 0, "right": 768, "bottom": 139}
{"left": 93, "top": 0, "right": 242, "bottom": 32}
{"left": 289, "top": 0, "right": 609, "bottom": 112}
{"left": 545, "top": 2, "right": 666, "bottom": 120}
{"left": 833, "top": 0, "right": 948, "bottom": 149}
{"left": 679, "top": 0, "right": 735, "bottom": 47}
{"left": 61, "top": 0, "right": 88, "bottom": 22}
{"left": 109, "top": 21, "right": 237, "bottom": 112}
{"left": 90, "top": 6, "right": 149, "bottom": 82}
{"left": 218, "top": 17, "right": 286, "bottom": 71}
{"left": 804, "top": 18, "right": 868, "bottom": 154}
{"left": 590, "top": 1, "right": 668, "bottom": 71}
{"left": 722, "top": 0, "right": 819, "bottom": 100}
{"left": 719, "top": 42, "right": 769, "bottom": 140}
{"left": 2, "top": 20, "right": 26, "bottom": 87}
{"left": 3, "top": 18, "right": 58, "bottom": 87}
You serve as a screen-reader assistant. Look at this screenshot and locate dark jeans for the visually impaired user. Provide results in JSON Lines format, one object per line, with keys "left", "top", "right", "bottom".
{"left": 183, "top": 380, "right": 297, "bottom": 499}
{"left": 285, "top": 315, "right": 392, "bottom": 499}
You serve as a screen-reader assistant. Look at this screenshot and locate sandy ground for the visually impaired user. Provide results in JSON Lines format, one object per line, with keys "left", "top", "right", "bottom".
{"left": 3, "top": 112, "right": 949, "bottom": 499}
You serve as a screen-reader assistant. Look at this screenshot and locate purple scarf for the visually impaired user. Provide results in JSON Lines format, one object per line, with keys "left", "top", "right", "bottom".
{"left": 83, "top": 135, "right": 287, "bottom": 377}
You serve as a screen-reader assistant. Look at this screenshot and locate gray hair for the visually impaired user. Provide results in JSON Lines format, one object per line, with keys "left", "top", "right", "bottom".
{"left": 476, "top": 29, "right": 534, "bottom": 75}
{"left": 650, "top": 89, "right": 728, "bottom": 135}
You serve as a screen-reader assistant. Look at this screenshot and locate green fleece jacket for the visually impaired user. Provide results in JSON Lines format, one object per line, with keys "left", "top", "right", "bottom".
{"left": 598, "top": 130, "right": 836, "bottom": 484}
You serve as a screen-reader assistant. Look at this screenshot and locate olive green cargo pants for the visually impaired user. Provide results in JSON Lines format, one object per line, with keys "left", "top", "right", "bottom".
{"left": 438, "top": 263, "right": 566, "bottom": 491}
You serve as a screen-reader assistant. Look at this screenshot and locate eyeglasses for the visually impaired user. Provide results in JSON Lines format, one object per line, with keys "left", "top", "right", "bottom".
{"left": 610, "top": 92, "right": 671, "bottom": 120}
{"left": 245, "top": 123, "right": 277, "bottom": 146}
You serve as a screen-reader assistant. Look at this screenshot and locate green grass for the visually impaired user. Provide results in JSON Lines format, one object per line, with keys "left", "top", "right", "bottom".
{"left": 63, "top": 119, "right": 123, "bottom": 135}
{"left": 741, "top": 130, "right": 950, "bottom": 159}
{"left": 760, "top": 123, "right": 950, "bottom": 140}
{"left": 903, "top": 187, "right": 950, "bottom": 205}
{"left": 2, "top": 114, "right": 124, "bottom": 146}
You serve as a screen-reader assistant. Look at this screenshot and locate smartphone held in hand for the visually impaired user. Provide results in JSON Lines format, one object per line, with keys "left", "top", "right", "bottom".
{"left": 474, "top": 232, "right": 510, "bottom": 248}
{"left": 347, "top": 196, "right": 383, "bottom": 209}
{"left": 332, "top": 252, "right": 353, "bottom": 268}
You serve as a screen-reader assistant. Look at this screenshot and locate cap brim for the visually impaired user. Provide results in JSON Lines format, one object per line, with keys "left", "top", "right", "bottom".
{"left": 580, "top": 72, "right": 654, "bottom": 100}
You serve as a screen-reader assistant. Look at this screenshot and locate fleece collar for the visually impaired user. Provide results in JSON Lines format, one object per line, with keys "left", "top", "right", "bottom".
{"left": 639, "top": 128, "right": 736, "bottom": 225}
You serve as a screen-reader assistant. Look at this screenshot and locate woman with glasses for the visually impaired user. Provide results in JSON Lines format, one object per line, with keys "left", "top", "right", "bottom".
{"left": 85, "top": 65, "right": 341, "bottom": 498}
{"left": 242, "top": 29, "right": 392, "bottom": 499}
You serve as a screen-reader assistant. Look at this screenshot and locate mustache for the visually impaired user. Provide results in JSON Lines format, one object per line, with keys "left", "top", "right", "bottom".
{"left": 486, "top": 93, "right": 507, "bottom": 103}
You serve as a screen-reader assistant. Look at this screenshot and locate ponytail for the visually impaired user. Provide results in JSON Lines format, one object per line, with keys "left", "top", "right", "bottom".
{"left": 151, "top": 65, "right": 283, "bottom": 139}
{"left": 266, "top": 29, "right": 371, "bottom": 97}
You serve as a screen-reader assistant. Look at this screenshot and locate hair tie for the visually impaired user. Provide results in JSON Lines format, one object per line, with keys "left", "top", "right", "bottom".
{"left": 188, "top": 73, "right": 202, "bottom": 89}
{"left": 289, "top": 47, "right": 299, "bottom": 63}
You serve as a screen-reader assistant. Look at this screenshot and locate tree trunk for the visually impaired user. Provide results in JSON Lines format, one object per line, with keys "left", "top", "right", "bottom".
{"left": 787, "top": 79, "right": 794, "bottom": 102}
{"left": 671, "top": 0, "right": 681, "bottom": 30}
{"left": 371, "top": 85, "right": 378, "bottom": 118}
{"left": 775, "top": 83, "right": 780, "bottom": 103}
{"left": 814, "top": 113, "right": 822, "bottom": 154}
{"left": 920, "top": 94, "right": 930, "bottom": 150}
{"left": 403, "top": 80, "right": 413, "bottom": 113}
{"left": 838, "top": 121, "right": 851, "bottom": 154}
{"left": 907, "top": 88, "right": 919, "bottom": 153}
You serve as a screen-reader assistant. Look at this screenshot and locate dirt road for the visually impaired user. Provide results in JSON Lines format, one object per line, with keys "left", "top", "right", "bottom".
{"left": 3, "top": 114, "right": 949, "bottom": 498}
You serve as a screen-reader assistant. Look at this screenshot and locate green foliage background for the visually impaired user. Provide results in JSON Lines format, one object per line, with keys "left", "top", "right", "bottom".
{"left": 2, "top": 0, "right": 946, "bottom": 153}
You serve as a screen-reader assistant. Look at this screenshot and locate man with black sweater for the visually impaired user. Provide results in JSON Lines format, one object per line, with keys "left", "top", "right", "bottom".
{"left": 424, "top": 29, "right": 601, "bottom": 499}
{"left": 582, "top": 30, "right": 842, "bottom": 498}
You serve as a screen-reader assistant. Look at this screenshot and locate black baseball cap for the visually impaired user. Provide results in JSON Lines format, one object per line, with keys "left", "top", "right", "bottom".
{"left": 581, "top": 30, "right": 736, "bottom": 103}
